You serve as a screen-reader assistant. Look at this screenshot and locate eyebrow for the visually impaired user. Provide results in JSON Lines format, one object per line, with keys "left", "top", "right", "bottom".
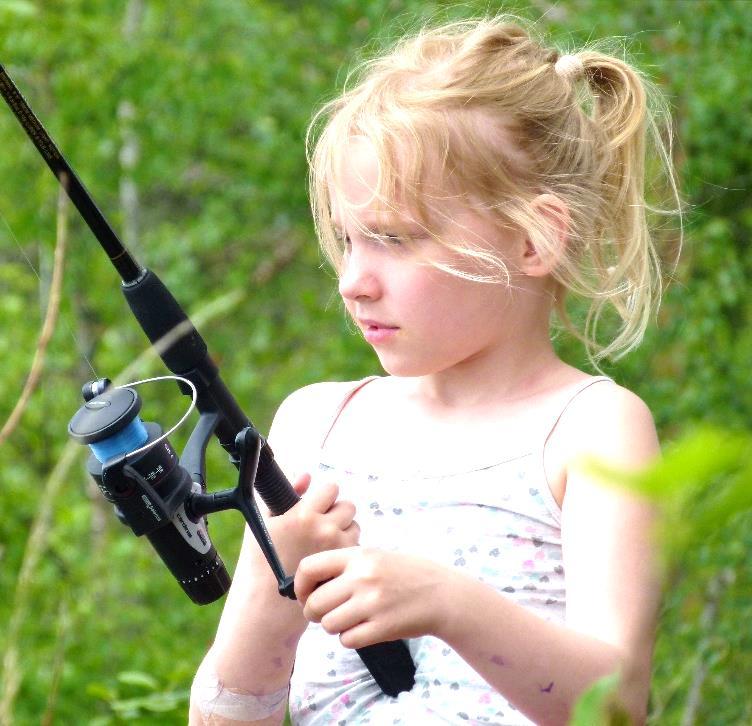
{"left": 329, "top": 217, "right": 427, "bottom": 237}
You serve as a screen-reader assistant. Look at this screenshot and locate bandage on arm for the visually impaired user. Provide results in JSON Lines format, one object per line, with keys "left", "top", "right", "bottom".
{"left": 190, "top": 654, "right": 289, "bottom": 725}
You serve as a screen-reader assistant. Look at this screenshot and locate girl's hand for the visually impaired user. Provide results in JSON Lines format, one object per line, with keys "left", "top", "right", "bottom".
{"left": 265, "top": 474, "right": 360, "bottom": 575}
{"left": 295, "top": 547, "right": 455, "bottom": 648}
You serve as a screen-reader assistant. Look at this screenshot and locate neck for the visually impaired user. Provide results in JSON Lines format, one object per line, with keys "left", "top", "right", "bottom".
{"left": 407, "top": 284, "right": 570, "bottom": 411}
{"left": 414, "top": 341, "right": 565, "bottom": 411}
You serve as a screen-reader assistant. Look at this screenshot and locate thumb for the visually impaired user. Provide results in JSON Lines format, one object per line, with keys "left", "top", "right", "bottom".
{"left": 292, "top": 472, "right": 312, "bottom": 496}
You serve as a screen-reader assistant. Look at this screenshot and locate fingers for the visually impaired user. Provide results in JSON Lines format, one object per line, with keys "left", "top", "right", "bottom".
{"left": 292, "top": 478, "right": 355, "bottom": 526}
{"left": 266, "top": 476, "right": 358, "bottom": 571}
{"left": 301, "top": 574, "right": 352, "bottom": 623}
{"left": 343, "top": 520, "right": 361, "bottom": 545}
{"left": 298, "top": 558, "right": 369, "bottom": 640}
{"left": 295, "top": 548, "right": 406, "bottom": 649}
{"left": 305, "top": 480, "right": 340, "bottom": 514}
{"left": 295, "top": 548, "right": 356, "bottom": 605}
{"left": 327, "top": 499, "right": 356, "bottom": 530}
{"left": 338, "top": 620, "right": 383, "bottom": 650}
{"left": 304, "top": 584, "right": 382, "bottom": 649}
{"left": 301, "top": 482, "right": 358, "bottom": 544}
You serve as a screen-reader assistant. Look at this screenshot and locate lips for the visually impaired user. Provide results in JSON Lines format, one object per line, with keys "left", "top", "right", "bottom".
{"left": 358, "top": 318, "right": 398, "bottom": 331}
{"left": 357, "top": 318, "right": 399, "bottom": 344}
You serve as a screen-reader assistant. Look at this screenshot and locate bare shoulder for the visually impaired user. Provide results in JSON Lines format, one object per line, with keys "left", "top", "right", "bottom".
{"left": 572, "top": 382, "right": 659, "bottom": 466}
{"left": 267, "top": 380, "right": 360, "bottom": 452}
{"left": 562, "top": 379, "right": 660, "bottom": 469}
{"left": 272, "top": 381, "right": 354, "bottom": 423}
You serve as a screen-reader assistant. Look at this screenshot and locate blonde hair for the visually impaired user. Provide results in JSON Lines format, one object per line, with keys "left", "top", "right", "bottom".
{"left": 307, "top": 15, "right": 682, "bottom": 365}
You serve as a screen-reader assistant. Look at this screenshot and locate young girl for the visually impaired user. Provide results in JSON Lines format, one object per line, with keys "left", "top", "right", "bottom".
{"left": 190, "top": 14, "right": 678, "bottom": 726}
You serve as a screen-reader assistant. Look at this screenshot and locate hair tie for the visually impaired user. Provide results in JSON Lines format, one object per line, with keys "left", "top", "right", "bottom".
{"left": 554, "top": 54, "right": 585, "bottom": 82}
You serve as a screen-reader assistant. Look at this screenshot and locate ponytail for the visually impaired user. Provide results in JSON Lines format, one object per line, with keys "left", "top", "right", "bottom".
{"left": 547, "top": 47, "right": 681, "bottom": 364}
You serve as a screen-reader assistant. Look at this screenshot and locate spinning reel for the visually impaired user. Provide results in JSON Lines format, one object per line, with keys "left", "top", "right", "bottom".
{"left": 68, "top": 376, "right": 294, "bottom": 604}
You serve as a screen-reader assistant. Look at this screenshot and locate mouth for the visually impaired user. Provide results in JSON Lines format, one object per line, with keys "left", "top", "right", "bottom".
{"left": 357, "top": 319, "right": 399, "bottom": 344}
{"left": 357, "top": 318, "right": 397, "bottom": 328}
{"left": 358, "top": 318, "right": 398, "bottom": 330}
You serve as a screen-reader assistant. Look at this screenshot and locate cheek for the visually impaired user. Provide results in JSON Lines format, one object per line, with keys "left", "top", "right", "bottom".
{"left": 433, "top": 280, "right": 511, "bottom": 336}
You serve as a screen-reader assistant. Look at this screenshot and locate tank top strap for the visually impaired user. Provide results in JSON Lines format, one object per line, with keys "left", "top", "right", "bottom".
{"left": 540, "top": 375, "right": 614, "bottom": 451}
{"left": 319, "top": 376, "right": 381, "bottom": 449}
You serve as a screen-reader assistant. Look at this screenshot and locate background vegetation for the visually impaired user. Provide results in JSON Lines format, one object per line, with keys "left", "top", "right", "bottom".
{"left": 0, "top": 0, "right": 749, "bottom": 723}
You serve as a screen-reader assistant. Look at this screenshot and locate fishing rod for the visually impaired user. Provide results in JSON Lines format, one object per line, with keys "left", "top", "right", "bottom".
{"left": 0, "top": 62, "right": 415, "bottom": 697}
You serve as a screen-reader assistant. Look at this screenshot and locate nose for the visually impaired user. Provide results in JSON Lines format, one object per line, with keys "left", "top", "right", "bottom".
{"left": 338, "top": 243, "right": 381, "bottom": 302}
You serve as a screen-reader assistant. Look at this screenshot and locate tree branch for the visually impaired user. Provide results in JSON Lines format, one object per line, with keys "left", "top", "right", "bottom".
{"left": 680, "top": 568, "right": 736, "bottom": 726}
{"left": 0, "top": 183, "right": 69, "bottom": 446}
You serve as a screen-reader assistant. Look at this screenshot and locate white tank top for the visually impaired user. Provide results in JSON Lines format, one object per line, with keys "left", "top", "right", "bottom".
{"left": 288, "top": 375, "right": 612, "bottom": 725}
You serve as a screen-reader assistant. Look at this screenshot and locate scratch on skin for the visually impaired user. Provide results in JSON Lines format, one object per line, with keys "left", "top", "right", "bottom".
{"left": 272, "top": 656, "right": 284, "bottom": 669}
{"left": 490, "top": 655, "right": 507, "bottom": 667}
{"left": 540, "top": 681, "right": 554, "bottom": 693}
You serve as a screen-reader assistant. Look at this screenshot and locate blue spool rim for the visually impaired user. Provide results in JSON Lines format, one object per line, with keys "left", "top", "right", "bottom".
{"left": 113, "top": 375, "right": 197, "bottom": 462}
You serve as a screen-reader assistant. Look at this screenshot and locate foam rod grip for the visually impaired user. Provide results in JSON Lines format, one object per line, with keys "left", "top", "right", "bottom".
{"left": 255, "top": 446, "right": 301, "bottom": 515}
{"left": 357, "top": 640, "right": 416, "bottom": 696}
{"left": 122, "top": 269, "right": 208, "bottom": 374}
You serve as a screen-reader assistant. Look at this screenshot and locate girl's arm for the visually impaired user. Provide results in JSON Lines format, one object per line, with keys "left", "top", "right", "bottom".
{"left": 189, "top": 383, "right": 358, "bottom": 726}
{"left": 445, "top": 386, "right": 660, "bottom": 724}
{"left": 188, "top": 522, "right": 307, "bottom": 726}
{"left": 296, "top": 383, "right": 661, "bottom": 726}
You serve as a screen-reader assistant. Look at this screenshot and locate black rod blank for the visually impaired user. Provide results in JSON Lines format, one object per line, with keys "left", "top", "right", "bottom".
{"left": 0, "top": 64, "right": 142, "bottom": 282}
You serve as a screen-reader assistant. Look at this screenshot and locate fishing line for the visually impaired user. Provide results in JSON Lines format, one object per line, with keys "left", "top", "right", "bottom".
{"left": 120, "top": 375, "right": 197, "bottom": 460}
{"left": 0, "top": 199, "right": 98, "bottom": 377}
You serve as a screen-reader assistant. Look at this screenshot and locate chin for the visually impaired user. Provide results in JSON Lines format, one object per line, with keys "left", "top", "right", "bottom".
{"left": 375, "top": 355, "right": 415, "bottom": 378}
{"left": 375, "top": 353, "right": 442, "bottom": 378}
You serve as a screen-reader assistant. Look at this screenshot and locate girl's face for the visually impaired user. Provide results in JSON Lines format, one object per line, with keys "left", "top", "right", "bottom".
{"left": 333, "top": 139, "right": 530, "bottom": 379}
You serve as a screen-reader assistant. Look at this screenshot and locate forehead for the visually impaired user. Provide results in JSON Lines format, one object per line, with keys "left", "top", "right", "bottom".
{"left": 329, "top": 136, "right": 439, "bottom": 231}
{"left": 334, "top": 137, "right": 380, "bottom": 204}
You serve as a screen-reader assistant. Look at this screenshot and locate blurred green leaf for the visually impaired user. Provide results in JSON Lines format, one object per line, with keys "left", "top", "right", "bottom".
{"left": 0, "top": 0, "right": 37, "bottom": 18}
{"left": 569, "top": 673, "right": 630, "bottom": 726}
{"left": 116, "top": 670, "right": 159, "bottom": 690}
{"left": 582, "top": 427, "right": 750, "bottom": 501}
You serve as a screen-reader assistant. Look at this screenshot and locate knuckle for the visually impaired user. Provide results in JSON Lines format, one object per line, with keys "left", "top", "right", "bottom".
{"left": 297, "top": 505, "right": 314, "bottom": 527}
{"left": 320, "top": 615, "right": 338, "bottom": 635}
{"left": 321, "top": 481, "right": 339, "bottom": 499}
{"left": 303, "top": 604, "right": 320, "bottom": 624}
{"left": 358, "top": 548, "right": 379, "bottom": 575}
{"left": 363, "top": 588, "right": 383, "bottom": 611}
{"left": 320, "top": 522, "right": 338, "bottom": 544}
{"left": 297, "top": 556, "right": 313, "bottom": 577}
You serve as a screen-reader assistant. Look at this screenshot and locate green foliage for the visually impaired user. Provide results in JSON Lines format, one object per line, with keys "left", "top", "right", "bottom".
{"left": 0, "top": 1, "right": 750, "bottom": 724}
{"left": 585, "top": 428, "right": 752, "bottom": 564}
{"left": 86, "top": 671, "right": 188, "bottom": 724}
{"left": 569, "top": 673, "right": 630, "bottom": 726}
{"left": 579, "top": 428, "right": 752, "bottom": 724}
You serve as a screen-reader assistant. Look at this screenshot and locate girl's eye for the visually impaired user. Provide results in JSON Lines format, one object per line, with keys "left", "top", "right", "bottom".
{"left": 379, "top": 234, "right": 403, "bottom": 246}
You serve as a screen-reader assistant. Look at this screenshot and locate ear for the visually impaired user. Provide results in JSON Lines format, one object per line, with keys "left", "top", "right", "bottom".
{"left": 519, "top": 193, "right": 570, "bottom": 278}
